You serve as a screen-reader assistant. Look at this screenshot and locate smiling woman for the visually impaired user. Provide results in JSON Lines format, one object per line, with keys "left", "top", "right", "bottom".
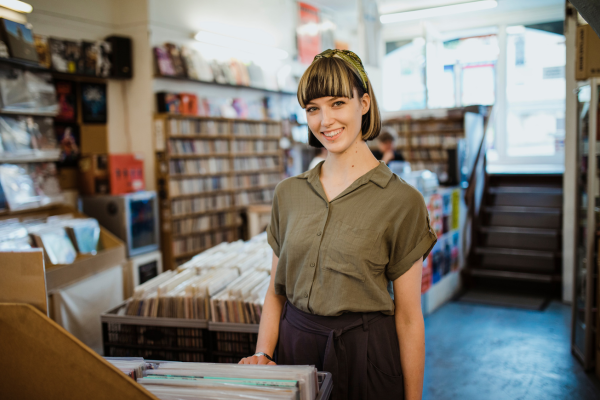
{"left": 239, "top": 49, "right": 436, "bottom": 400}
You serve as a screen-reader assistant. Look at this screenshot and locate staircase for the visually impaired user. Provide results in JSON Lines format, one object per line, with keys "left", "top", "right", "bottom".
{"left": 463, "top": 173, "right": 563, "bottom": 299}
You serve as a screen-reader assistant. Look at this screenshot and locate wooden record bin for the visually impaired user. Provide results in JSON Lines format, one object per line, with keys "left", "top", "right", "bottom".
{"left": 154, "top": 113, "right": 285, "bottom": 270}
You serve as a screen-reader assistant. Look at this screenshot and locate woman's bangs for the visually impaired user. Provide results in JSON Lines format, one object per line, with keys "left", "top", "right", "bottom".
{"left": 298, "top": 59, "right": 356, "bottom": 108}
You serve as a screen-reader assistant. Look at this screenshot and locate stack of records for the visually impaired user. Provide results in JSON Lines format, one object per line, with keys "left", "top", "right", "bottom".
{"left": 104, "top": 357, "right": 146, "bottom": 381}
{"left": 139, "top": 362, "right": 318, "bottom": 400}
{"left": 210, "top": 269, "right": 270, "bottom": 324}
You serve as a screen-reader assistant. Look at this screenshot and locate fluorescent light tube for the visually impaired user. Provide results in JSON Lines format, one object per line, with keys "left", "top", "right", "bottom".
{"left": 380, "top": 0, "right": 497, "bottom": 24}
{"left": 0, "top": 0, "right": 33, "bottom": 13}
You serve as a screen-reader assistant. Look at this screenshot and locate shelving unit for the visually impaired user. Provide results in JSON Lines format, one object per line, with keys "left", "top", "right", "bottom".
{"left": 572, "top": 78, "right": 599, "bottom": 372}
{"left": 154, "top": 74, "right": 295, "bottom": 95}
{"left": 154, "top": 113, "right": 285, "bottom": 269}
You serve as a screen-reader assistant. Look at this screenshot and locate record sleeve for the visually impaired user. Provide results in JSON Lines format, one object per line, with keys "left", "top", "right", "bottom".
{"left": 49, "top": 38, "right": 68, "bottom": 72}
{"left": 54, "top": 80, "right": 77, "bottom": 122}
{"left": 82, "top": 40, "right": 112, "bottom": 77}
{"left": 0, "top": 19, "right": 38, "bottom": 63}
{"left": 180, "top": 46, "right": 198, "bottom": 80}
{"left": 0, "top": 164, "right": 46, "bottom": 210}
{"left": 55, "top": 123, "right": 80, "bottom": 165}
{"left": 31, "top": 227, "right": 77, "bottom": 265}
{"left": 80, "top": 82, "right": 107, "bottom": 123}
{"left": 0, "top": 115, "right": 30, "bottom": 154}
{"left": 26, "top": 162, "right": 62, "bottom": 203}
{"left": 34, "top": 34, "right": 51, "bottom": 68}
{"left": 27, "top": 116, "right": 57, "bottom": 152}
{"left": 165, "top": 43, "right": 186, "bottom": 77}
{"left": 154, "top": 46, "right": 175, "bottom": 76}
{"left": 64, "top": 218, "right": 100, "bottom": 255}
{"left": 179, "top": 93, "right": 198, "bottom": 115}
{"left": 64, "top": 40, "right": 82, "bottom": 73}
{"left": 156, "top": 92, "right": 180, "bottom": 114}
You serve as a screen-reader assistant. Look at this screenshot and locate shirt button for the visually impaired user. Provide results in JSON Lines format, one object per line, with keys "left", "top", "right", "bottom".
{"left": 304, "top": 293, "right": 308, "bottom": 298}
{"left": 317, "top": 232, "right": 321, "bottom": 236}
{"left": 310, "top": 262, "right": 315, "bottom": 267}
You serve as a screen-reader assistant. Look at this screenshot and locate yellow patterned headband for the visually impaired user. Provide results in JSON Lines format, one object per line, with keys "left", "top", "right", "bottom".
{"left": 313, "top": 49, "right": 369, "bottom": 91}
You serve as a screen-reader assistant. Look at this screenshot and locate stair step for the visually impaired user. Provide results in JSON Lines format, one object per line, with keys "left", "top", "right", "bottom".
{"left": 464, "top": 268, "right": 561, "bottom": 283}
{"left": 478, "top": 226, "right": 559, "bottom": 235}
{"left": 483, "top": 206, "right": 561, "bottom": 229}
{"left": 488, "top": 187, "right": 563, "bottom": 195}
{"left": 474, "top": 247, "right": 559, "bottom": 273}
{"left": 478, "top": 227, "right": 561, "bottom": 251}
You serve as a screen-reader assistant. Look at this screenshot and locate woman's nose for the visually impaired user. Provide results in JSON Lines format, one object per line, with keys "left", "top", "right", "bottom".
{"left": 321, "top": 107, "right": 335, "bottom": 127}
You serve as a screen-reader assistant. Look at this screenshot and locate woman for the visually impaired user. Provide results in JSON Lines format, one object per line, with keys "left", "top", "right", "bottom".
{"left": 240, "top": 49, "right": 437, "bottom": 400}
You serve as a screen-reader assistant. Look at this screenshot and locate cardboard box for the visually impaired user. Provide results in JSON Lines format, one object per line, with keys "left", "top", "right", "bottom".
{"left": 0, "top": 204, "right": 126, "bottom": 293}
{"left": 0, "top": 303, "right": 157, "bottom": 399}
{"left": 0, "top": 249, "right": 48, "bottom": 315}
{"left": 576, "top": 24, "right": 600, "bottom": 80}
{"left": 79, "top": 153, "right": 110, "bottom": 195}
{"left": 109, "top": 153, "right": 145, "bottom": 195}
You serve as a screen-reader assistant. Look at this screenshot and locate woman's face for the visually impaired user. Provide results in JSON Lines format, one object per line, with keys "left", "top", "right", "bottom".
{"left": 305, "top": 88, "right": 370, "bottom": 154}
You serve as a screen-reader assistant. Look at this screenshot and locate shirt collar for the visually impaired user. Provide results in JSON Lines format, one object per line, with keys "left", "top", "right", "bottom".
{"left": 296, "top": 161, "right": 393, "bottom": 189}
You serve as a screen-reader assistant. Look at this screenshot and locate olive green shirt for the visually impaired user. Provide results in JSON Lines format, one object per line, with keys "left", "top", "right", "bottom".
{"left": 267, "top": 161, "right": 437, "bottom": 316}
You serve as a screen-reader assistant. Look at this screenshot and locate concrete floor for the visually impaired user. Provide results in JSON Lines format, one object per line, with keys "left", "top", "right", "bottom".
{"left": 424, "top": 301, "right": 600, "bottom": 400}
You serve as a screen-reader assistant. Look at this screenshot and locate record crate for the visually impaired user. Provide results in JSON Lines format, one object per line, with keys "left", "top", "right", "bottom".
{"left": 101, "top": 303, "right": 209, "bottom": 362}
{"left": 208, "top": 321, "right": 260, "bottom": 363}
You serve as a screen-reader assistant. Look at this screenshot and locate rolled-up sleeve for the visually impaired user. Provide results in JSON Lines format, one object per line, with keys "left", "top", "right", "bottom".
{"left": 266, "top": 187, "right": 280, "bottom": 257}
{"left": 386, "top": 192, "right": 437, "bottom": 281}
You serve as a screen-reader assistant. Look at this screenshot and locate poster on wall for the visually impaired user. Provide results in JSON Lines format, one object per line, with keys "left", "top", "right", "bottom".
{"left": 54, "top": 80, "right": 77, "bottom": 122}
{"left": 80, "top": 83, "right": 107, "bottom": 123}
{"left": 297, "top": 2, "right": 321, "bottom": 64}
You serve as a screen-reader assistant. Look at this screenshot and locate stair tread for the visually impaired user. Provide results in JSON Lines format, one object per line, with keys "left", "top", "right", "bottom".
{"left": 475, "top": 246, "right": 559, "bottom": 257}
{"left": 464, "top": 268, "right": 561, "bottom": 282}
{"left": 489, "top": 186, "right": 563, "bottom": 195}
{"left": 484, "top": 205, "right": 561, "bottom": 214}
{"left": 478, "top": 226, "right": 560, "bottom": 235}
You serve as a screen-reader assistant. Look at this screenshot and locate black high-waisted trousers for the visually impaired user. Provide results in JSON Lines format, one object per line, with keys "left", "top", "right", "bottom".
{"left": 276, "top": 302, "right": 405, "bottom": 400}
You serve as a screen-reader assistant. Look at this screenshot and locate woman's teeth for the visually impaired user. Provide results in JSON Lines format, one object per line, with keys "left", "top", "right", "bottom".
{"left": 323, "top": 128, "right": 343, "bottom": 137}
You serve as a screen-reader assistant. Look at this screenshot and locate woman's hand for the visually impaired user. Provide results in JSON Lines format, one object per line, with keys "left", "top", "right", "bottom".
{"left": 238, "top": 354, "right": 277, "bottom": 365}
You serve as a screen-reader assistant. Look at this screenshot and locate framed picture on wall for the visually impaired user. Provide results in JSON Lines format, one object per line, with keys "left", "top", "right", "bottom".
{"left": 0, "top": 19, "right": 38, "bottom": 63}
{"left": 80, "top": 82, "right": 107, "bottom": 123}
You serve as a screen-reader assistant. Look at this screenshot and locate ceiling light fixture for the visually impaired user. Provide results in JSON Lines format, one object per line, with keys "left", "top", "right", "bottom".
{"left": 380, "top": 0, "right": 497, "bottom": 24}
{"left": 0, "top": 0, "right": 33, "bottom": 13}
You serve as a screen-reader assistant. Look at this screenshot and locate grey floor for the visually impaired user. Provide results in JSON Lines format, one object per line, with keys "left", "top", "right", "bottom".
{"left": 424, "top": 301, "right": 600, "bottom": 400}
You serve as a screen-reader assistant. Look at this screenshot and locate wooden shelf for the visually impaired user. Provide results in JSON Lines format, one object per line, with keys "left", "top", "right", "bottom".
{"left": 0, "top": 110, "right": 58, "bottom": 117}
{"left": 172, "top": 223, "right": 243, "bottom": 239}
{"left": 231, "top": 151, "right": 281, "bottom": 157}
{"left": 234, "top": 184, "right": 278, "bottom": 191}
{"left": 170, "top": 189, "right": 236, "bottom": 199}
{"left": 168, "top": 153, "right": 231, "bottom": 159}
{"left": 168, "top": 171, "right": 232, "bottom": 179}
{"left": 170, "top": 206, "right": 244, "bottom": 220}
{"left": 156, "top": 113, "right": 282, "bottom": 124}
{"left": 234, "top": 168, "right": 282, "bottom": 175}
{"left": 169, "top": 134, "right": 232, "bottom": 140}
{"left": 231, "top": 135, "right": 281, "bottom": 140}
{"left": 154, "top": 74, "right": 295, "bottom": 95}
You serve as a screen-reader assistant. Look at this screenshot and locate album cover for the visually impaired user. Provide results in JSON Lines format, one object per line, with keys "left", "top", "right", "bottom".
{"left": 165, "top": 43, "right": 186, "bottom": 77}
{"left": 0, "top": 19, "right": 38, "bottom": 63}
{"left": 65, "top": 218, "right": 100, "bottom": 254}
{"left": 54, "top": 124, "right": 80, "bottom": 166}
{"left": 156, "top": 92, "right": 180, "bottom": 114}
{"left": 154, "top": 45, "right": 175, "bottom": 76}
{"left": 34, "top": 34, "right": 51, "bottom": 68}
{"left": 180, "top": 46, "right": 199, "bottom": 80}
{"left": 64, "top": 40, "right": 82, "bottom": 73}
{"left": 27, "top": 116, "right": 57, "bottom": 151}
{"left": 48, "top": 38, "right": 68, "bottom": 72}
{"left": 210, "top": 59, "right": 227, "bottom": 84}
{"left": 179, "top": 93, "right": 198, "bottom": 115}
{"left": 0, "top": 115, "right": 31, "bottom": 154}
{"left": 32, "top": 227, "right": 77, "bottom": 265}
{"left": 27, "top": 162, "right": 62, "bottom": 199}
{"left": 80, "top": 82, "right": 107, "bottom": 123}
{"left": 54, "top": 80, "right": 77, "bottom": 122}
{"left": 82, "top": 40, "right": 111, "bottom": 77}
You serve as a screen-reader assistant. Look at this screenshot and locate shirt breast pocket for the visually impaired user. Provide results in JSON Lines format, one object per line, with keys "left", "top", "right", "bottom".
{"left": 324, "top": 221, "right": 380, "bottom": 282}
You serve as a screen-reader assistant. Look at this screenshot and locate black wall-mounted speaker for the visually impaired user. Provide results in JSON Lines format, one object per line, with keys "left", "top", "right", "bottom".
{"left": 105, "top": 35, "right": 132, "bottom": 78}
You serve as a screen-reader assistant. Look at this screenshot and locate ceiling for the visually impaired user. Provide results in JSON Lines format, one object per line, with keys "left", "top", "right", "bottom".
{"left": 378, "top": 0, "right": 566, "bottom": 15}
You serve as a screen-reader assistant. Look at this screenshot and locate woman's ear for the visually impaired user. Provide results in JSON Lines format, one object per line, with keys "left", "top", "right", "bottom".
{"left": 361, "top": 92, "right": 371, "bottom": 116}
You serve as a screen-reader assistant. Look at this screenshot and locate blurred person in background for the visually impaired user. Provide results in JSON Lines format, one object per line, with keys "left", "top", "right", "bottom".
{"left": 371, "top": 126, "right": 404, "bottom": 164}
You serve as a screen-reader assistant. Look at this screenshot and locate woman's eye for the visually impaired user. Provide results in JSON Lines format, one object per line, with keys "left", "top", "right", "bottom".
{"left": 333, "top": 101, "right": 345, "bottom": 107}
{"left": 307, "top": 107, "right": 317, "bottom": 112}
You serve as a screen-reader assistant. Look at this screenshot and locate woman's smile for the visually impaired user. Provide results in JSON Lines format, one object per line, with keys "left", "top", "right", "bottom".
{"left": 322, "top": 127, "right": 344, "bottom": 141}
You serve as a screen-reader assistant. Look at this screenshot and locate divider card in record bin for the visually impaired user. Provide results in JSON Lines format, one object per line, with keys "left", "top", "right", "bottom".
{"left": 108, "top": 154, "right": 144, "bottom": 195}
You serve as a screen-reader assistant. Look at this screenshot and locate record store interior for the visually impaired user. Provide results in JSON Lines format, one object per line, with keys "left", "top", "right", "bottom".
{"left": 1, "top": 0, "right": 600, "bottom": 399}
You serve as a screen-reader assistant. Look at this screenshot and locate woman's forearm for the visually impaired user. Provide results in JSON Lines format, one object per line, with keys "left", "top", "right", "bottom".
{"left": 396, "top": 314, "right": 425, "bottom": 400}
{"left": 255, "top": 289, "right": 287, "bottom": 357}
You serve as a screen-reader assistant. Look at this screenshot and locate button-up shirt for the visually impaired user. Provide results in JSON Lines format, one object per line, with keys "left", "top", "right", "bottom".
{"left": 267, "top": 161, "right": 437, "bottom": 316}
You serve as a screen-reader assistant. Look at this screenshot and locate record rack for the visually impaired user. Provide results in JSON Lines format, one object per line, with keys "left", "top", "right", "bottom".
{"left": 154, "top": 113, "right": 285, "bottom": 270}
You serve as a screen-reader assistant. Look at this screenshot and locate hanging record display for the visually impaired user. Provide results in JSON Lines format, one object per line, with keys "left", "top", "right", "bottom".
{"left": 80, "top": 82, "right": 107, "bottom": 123}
